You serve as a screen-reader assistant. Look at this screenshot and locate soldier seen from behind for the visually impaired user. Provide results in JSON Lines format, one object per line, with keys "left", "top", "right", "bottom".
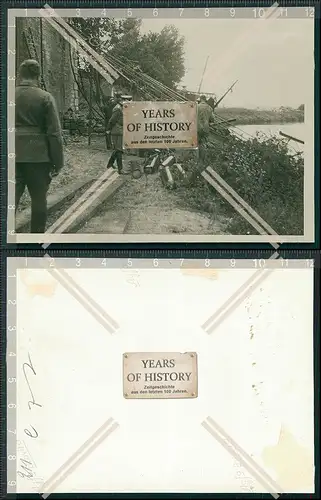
{"left": 15, "top": 59, "right": 64, "bottom": 233}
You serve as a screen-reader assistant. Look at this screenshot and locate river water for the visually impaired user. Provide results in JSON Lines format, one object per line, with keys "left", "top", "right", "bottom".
{"left": 230, "top": 122, "right": 305, "bottom": 153}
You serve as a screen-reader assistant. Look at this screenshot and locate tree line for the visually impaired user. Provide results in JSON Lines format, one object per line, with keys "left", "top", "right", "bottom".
{"left": 68, "top": 17, "right": 186, "bottom": 96}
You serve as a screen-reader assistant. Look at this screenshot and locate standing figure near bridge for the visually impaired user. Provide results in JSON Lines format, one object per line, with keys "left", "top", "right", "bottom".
{"left": 63, "top": 107, "right": 78, "bottom": 137}
{"left": 197, "top": 94, "right": 214, "bottom": 164}
{"left": 102, "top": 96, "right": 115, "bottom": 150}
{"left": 207, "top": 97, "right": 215, "bottom": 110}
{"left": 106, "top": 93, "right": 123, "bottom": 174}
{"left": 15, "top": 59, "right": 64, "bottom": 233}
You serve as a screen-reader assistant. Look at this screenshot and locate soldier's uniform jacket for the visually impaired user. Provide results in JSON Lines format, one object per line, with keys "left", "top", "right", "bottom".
{"left": 197, "top": 101, "right": 214, "bottom": 136}
{"left": 107, "top": 103, "right": 123, "bottom": 136}
{"left": 102, "top": 99, "right": 114, "bottom": 127}
{"left": 15, "top": 81, "right": 64, "bottom": 171}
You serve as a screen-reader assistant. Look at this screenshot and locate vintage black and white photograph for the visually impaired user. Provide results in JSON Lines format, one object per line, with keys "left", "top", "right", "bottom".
{"left": 7, "top": 6, "right": 315, "bottom": 243}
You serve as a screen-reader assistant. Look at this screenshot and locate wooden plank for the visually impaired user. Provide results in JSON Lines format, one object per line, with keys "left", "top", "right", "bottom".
{"left": 62, "top": 174, "right": 125, "bottom": 234}
{"left": 46, "top": 169, "right": 119, "bottom": 234}
{"left": 15, "top": 175, "right": 96, "bottom": 232}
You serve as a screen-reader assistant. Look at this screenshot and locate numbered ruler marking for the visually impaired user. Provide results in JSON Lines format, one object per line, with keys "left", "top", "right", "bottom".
{"left": 8, "top": 257, "right": 316, "bottom": 269}
{"left": 7, "top": 9, "right": 16, "bottom": 243}
{"left": 9, "top": 7, "right": 315, "bottom": 19}
{"left": 7, "top": 258, "right": 18, "bottom": 493}
{"left": 123, "top": 352, "right": 198, "bottom": 399}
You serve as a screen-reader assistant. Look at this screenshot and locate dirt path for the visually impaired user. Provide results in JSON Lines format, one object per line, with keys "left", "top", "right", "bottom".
{"left": 97, "top": 167, "right": 228, "bottom": 235}
{"left": 16, "top": 136, "right": 228, "bottom": 235}
{"left": 63, "top": 138, "right": 229, "bottom": 235}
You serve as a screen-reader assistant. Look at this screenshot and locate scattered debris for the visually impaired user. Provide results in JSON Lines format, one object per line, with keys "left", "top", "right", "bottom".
{"left": 143, "top": 149, "right": 189, "bottom": 190}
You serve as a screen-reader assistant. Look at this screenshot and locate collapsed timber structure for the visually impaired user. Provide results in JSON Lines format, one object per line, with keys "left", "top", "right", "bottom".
{"left": 16, "top": 12, "right": 304, "bottom": 149}
{"left": 17, "top": 9, "right": 239, "bottom": 149}
{"left": 16, "top": 17, "right": 79, "bottom": 116}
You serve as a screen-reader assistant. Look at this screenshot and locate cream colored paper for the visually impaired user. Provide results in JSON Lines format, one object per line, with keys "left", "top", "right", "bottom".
{"left": 14, "top": 263, "right": 314, "bottom": 493}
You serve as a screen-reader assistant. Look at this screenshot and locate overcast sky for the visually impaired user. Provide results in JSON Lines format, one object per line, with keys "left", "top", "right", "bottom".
{"left": 140, "top": 18, "right": 314, "bottom": 109}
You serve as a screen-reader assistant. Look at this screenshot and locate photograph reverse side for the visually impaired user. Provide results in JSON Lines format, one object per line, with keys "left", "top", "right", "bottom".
{"left": 8, "top": 257, "right": 315, "bottom": 494}
{"left": 7, "top": 6, "right": 315, "bottom": 243}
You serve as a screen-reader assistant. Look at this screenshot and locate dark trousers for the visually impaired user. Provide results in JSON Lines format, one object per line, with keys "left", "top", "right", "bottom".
{"left": 105, "top": 133, "right": 112, "bottom": 150}
{"left": 198, "top": 132, "right": 209, "bottom": 165}
{"left": 107, "top": 150, "right": 123, "bottom": 171}
{"left": 15, "top": 162, "right": 51, "bottom": 233}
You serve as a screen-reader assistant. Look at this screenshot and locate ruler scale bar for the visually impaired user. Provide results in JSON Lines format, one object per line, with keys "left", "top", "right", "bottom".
{"left": 3, "top": 256, "right": 317, "bottom": 269}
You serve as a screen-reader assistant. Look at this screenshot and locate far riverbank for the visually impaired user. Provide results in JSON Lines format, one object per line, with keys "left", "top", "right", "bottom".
{"left": 215, "top": 107, "right": 304, "bottom": 126}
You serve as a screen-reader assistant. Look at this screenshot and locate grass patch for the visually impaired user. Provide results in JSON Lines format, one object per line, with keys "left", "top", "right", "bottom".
{"left": 176, "top": 131, "right": 304, "bottom": 236}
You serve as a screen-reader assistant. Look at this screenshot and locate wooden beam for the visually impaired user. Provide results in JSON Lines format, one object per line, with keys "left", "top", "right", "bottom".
{"left": 45, "top": 169, "right": 125, "bottom": 234}
{"left": 279, "top": 131, "right": 304, "bottom": 145}
{"left": 39, "top": 6, "right": 123, "bottom": 85}
{"left": 15, "top": 175, "right": 96, "bottom": 232}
